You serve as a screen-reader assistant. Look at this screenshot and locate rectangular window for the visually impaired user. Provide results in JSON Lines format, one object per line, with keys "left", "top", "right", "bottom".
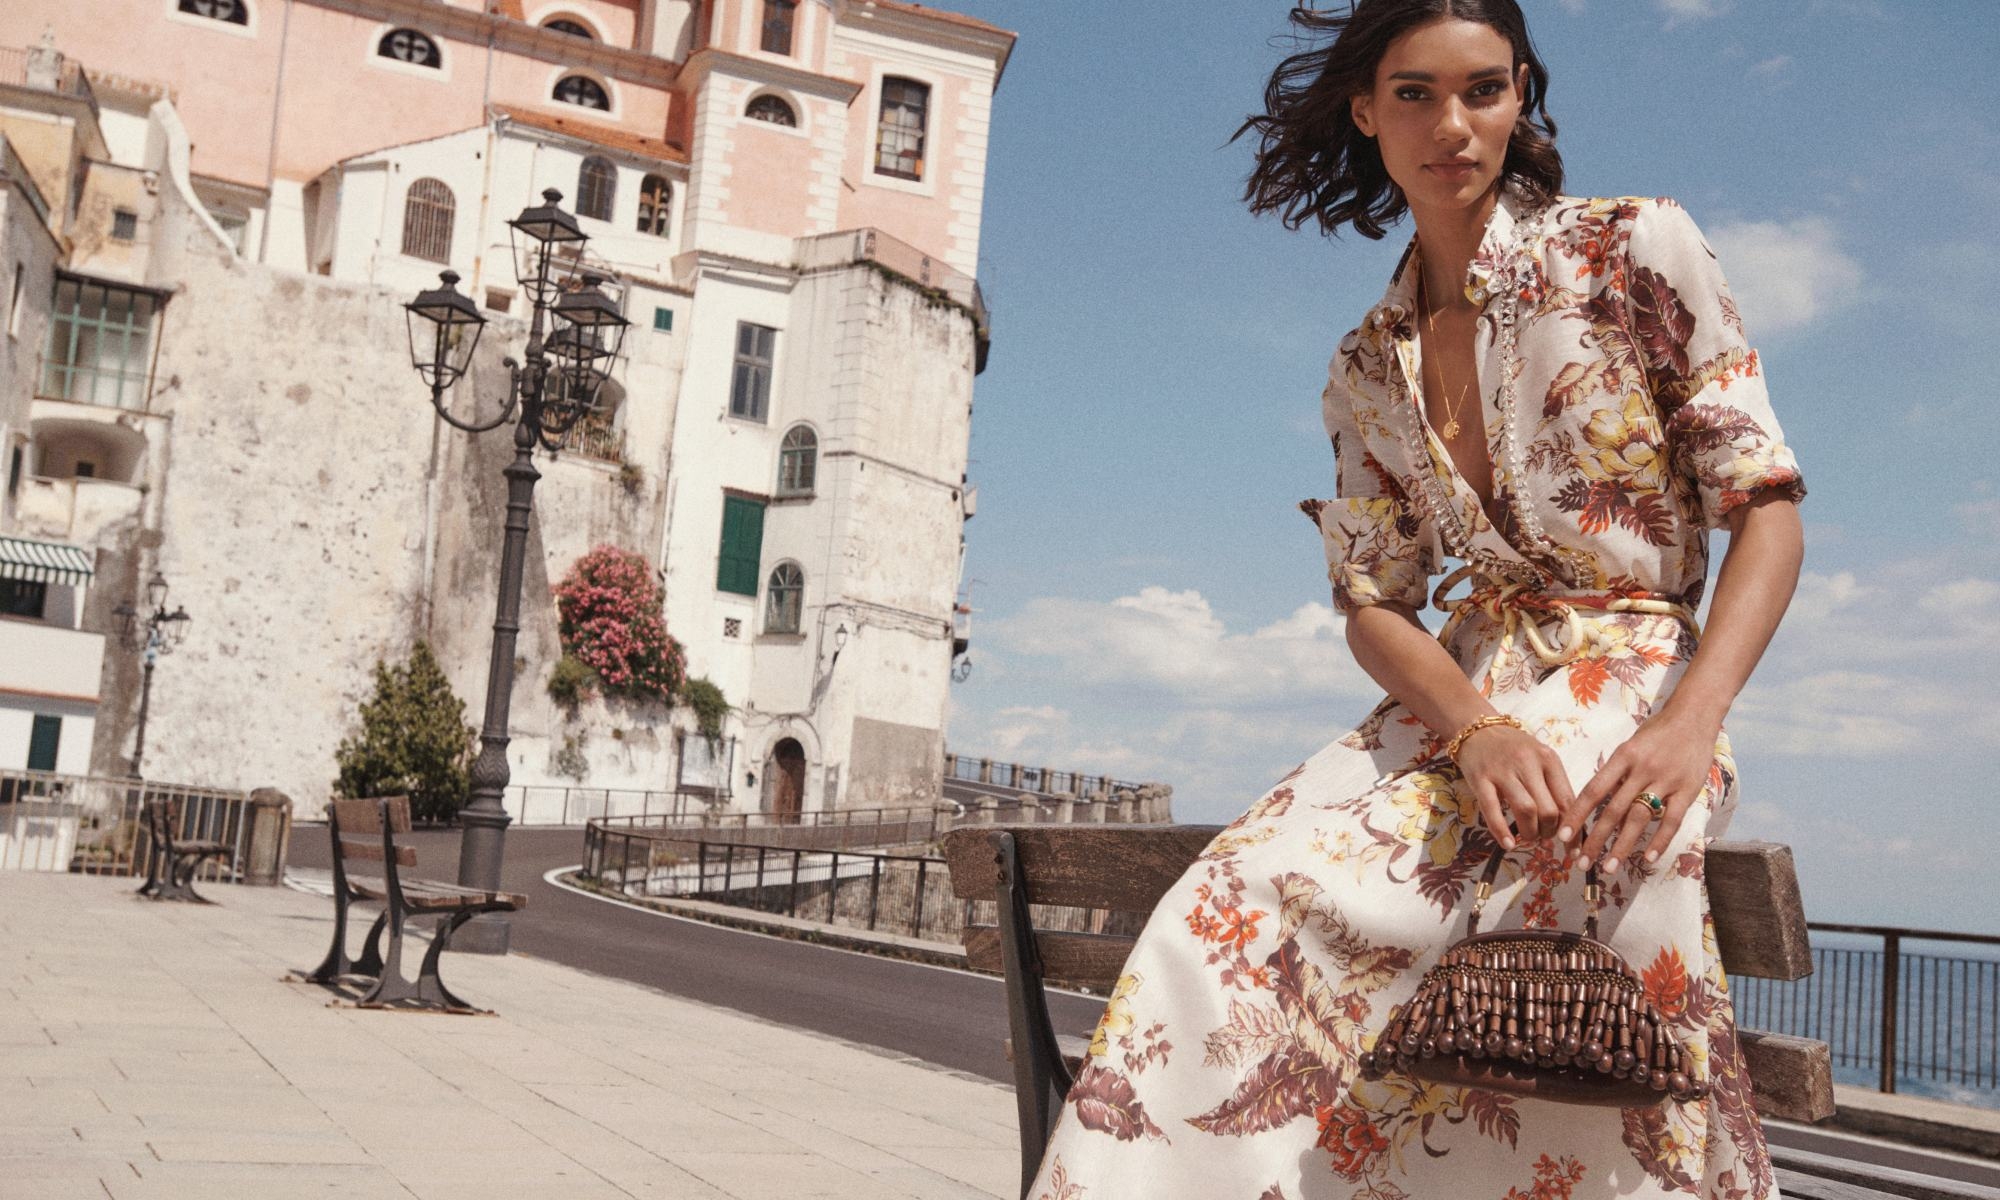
{"left": 26, "top": 714, "right": 61, "bottom": 772}
{"left": 729, "top": 321, "right": 776, "bottom": 422}
{"left": 875, "top": 78, "right": 930, "bottom": 181}
{"left": 0, "top": 579, "right": 47, "bottom": 619}
{"left": 6, "top": 445, "right": 21, "bottom": 498}
{"left": 40, "top": 276, "right": 158, "bottom": 410}
{"left": 111, "top": 209, "right": 139, "bottom": 241}
{"left": 716, "top": 494, "right": 766, "bottom": 596}
{"left": 74, "top": 461, "right": 96, "bottom": 479}
{"left": 761, "top": 0, "right": 796, "bottom": 55}
{"left": 653, "top": 306, "right": 673, "bottom": 332}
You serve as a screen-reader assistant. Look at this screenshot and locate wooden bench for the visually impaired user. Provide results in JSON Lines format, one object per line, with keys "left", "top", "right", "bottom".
{"left": 137, "top": 795, "right": 232, "bottom": 902}
{"left": 942, "top": 824, "right": 1987, "bottom": 1200}
{"left": 298, "top": 796, "right": 526, "bottom": 1013}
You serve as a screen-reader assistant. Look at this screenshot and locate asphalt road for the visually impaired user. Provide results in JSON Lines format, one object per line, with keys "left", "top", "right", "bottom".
{"left": 288, "top": 825, "right": 2000, "bottom": 1190}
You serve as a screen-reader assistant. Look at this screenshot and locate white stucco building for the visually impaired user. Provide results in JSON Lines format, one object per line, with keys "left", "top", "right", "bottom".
{"left": 0, "top": 1, "right": 1012, "bottom": 818}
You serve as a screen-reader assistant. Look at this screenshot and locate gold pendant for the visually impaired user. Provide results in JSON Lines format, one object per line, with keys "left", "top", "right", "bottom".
{"left": 1442, "top": 418, "right": 1460, "bottom": 438}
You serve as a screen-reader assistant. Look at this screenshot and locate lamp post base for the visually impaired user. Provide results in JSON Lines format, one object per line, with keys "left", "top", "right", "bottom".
{"left": 448, "top": 911, "right": 512, "bottom": 956}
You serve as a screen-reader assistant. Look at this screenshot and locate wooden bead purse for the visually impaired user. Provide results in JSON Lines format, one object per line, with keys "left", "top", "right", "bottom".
{"left": 1356, "top": 843, "right": 1709, "bottom": 1107}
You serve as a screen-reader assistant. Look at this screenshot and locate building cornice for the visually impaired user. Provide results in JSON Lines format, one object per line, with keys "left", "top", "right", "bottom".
{"left": 678, "top": 48, "right": 863, "bottom": 104}
{"left": 836, "top": 0, "right": 1016, "bottom": 82}
{"left": 303, "top": 0, "right": 680, "bottom": 88}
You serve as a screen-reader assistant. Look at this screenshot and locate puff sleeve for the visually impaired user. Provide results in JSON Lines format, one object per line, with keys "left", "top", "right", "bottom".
{"left": 1625, "top": 198, "right": 1807, "bottom": 530}
{"left": 1299, "top": 369, "right": 1440, "bottom": 614}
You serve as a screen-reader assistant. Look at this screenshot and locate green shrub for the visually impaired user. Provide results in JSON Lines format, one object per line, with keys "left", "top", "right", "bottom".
{"left": 333, "top": 641, "right": 476, "bottom": 824}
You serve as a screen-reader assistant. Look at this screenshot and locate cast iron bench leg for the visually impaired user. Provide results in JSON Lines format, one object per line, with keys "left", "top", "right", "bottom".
{"left": 355, "top": 912, "right": 389, "bottom": 977}
{"left": 305, "top": 881, "right": 355, "bottom": 983}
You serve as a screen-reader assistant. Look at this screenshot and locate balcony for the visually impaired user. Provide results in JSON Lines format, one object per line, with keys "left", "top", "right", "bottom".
{"left": 13, "top": 475, "right": 143, "bottom": 545}
{"left": 0, "top": 44, "right": 100, "bottom": 122}
{"left": 550, "top": 415, "right": 626, "bottom": 466}
{"left": 0, "top": 618, "right": 103, "bottom": 704}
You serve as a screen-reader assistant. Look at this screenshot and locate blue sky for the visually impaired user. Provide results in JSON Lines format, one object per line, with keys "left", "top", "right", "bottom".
{"left": 936, "top": 0, "right": 2000, "bottom": 934}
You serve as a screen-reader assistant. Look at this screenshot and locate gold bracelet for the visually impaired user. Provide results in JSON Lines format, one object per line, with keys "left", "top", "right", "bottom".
{"left": 1445, "top": 713, "right": 1525, "bottom": 762}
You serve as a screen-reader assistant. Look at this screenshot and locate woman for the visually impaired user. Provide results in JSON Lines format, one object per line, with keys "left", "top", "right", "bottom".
{"left": 1026, "top": 2, "right": 1805, "bottom": 1198}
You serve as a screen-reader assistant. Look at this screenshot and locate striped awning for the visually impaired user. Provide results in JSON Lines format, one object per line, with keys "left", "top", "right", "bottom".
{"left": 0, "top": 536, "right": 95, "bottom": 586}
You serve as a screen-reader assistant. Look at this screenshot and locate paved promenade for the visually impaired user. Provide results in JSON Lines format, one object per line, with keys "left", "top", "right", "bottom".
{"left": 0, "top": 871, "right": 1020, "bottom": 1199}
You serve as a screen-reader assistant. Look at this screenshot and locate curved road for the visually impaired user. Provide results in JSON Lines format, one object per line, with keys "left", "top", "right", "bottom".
{"left": 290, "top": 826, "right": 2000, "bottom": 1190}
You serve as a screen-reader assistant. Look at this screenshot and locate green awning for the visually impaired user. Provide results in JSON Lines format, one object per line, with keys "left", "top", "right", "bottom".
{"left": 0, "top": 536, "right": 94, "bottom": 586}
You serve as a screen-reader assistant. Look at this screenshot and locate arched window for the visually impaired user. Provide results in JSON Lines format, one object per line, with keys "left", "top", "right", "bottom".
{"left": 179, "top": 0, "right": 248, "bottom": 24}
{"left": 744, "top": 94, "right": 796, "bottom": 127}
{"left": 777, "top": 425, "right": 816, "bottom": 496}
{"left": 543, "top": 17, "right": 593, "bottom": 38}
{"left": 554, "top": 74, "right": 609, "bottom": 111}
{"left": 401, "top": 178, "right": 455, "bottom": 263}
{"left": 761, "top": 0, "right": 797, "bottom": 55}
{"left": 637, "top": 174, "right": 672, "bottom": 237}
{"left": 765, "top": 562, "right": 804, "bottom": 634}
{"left": 875, "top": 77, "right": 929, "bottom": 180}
{"left": 377, "top": 28, "right": 440, "bottom": 67}
{"left": 576, "top": 156, "right": 616, "bottom": 222}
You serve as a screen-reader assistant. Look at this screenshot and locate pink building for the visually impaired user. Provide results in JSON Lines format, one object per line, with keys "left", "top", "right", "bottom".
{"left": 0, "top": 2, "right": 1014, "bottom": 821}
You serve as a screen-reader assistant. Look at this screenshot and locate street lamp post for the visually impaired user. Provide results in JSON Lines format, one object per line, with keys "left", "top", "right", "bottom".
{"left": 114, "top": 572, "right": 191, "bottom": 779}
{"left": 404, "top": 188, "right": 630, "bottom": 954}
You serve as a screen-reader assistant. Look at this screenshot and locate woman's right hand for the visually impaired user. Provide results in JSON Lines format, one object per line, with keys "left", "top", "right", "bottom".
{"left": 1452, "top": 724, "right": 1575, "bottom": 849}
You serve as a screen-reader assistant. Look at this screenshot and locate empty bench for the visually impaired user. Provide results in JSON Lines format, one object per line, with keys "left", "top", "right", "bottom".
{"left": 138, "top": 795, "right": 233, "bottom": 902}
{"left": 942, "top": 824, "right": 1988, "bottom": 1200}
{"left": 299, "top": 796, "right": 525, "bottom": 1013}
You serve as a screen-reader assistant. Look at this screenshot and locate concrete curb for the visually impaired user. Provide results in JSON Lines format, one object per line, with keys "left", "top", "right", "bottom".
{"left": 1825, "top": 1084, "right": 2000, "bottom": 1161}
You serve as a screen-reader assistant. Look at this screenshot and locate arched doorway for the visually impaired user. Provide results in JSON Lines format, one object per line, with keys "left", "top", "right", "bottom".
{"left": 769, "top": 738, "right": 806, "bottom": 825}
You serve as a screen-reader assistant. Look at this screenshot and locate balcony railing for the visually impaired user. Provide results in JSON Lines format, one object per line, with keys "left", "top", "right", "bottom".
{"left": 551, "top": 417, "right": 624, "bottom": 465}
{"left": 0, "top": 46, "right": 99, "bottom": 120}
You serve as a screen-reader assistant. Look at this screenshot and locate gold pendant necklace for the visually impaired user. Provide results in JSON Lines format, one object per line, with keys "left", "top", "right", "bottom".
{"left": 1418, "top": 266, "right": 1471, "bottom": 439}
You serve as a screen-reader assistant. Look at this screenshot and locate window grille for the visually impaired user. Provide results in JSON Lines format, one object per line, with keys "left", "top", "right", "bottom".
{"left": 765, "top": 562, "right": 804, "bottom": 634}
{"left": 179, "top": 0, "right": 247, "bottom": 24}
{"left": 400, "top": 178, "right": 455, "bottom": 262}
{"left": 378, "top": 28, "right": 441, "bottom": 67}
{"left": 576, "top": 157, "right": 616, "bottom": 221}
{"left": 761, "top": 0, "right": 797, "bottom": 55}
{"left": 777, "top": 425, "right": 816, "bottom": 496}
{"left": 39, "top": 276, "right": 158, "bottom": 410}
{"left": 875, "top": 77, "right": 929, "bottom": 180}
{"left": 729, "top": 322, "right": 776, "bottom": 422}
{"left": 745, "top": 95, "right": 796, "bottom": 127}
{"left": 555, "top": 75, "right": 610, "bottom": 110}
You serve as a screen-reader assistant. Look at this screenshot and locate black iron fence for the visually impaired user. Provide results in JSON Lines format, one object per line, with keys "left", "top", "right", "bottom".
{"left": 1731, "top": 923, "right": 2000, "bottom": 1100}
{"left": 0, "top": 769, "right": 252, "bottom": 880}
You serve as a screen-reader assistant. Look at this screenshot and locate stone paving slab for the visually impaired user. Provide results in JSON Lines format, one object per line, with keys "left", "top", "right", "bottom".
{"left": 0, "top": 871, "right": 1022, "bottom": 1199}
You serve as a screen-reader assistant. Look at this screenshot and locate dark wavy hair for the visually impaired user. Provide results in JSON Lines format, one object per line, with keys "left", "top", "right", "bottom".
{"left": 1233, "top": 0, "right": 1563, "bottom": 240}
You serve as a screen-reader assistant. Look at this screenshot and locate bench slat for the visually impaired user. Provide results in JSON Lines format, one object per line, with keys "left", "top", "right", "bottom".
{"left": 963, "top": 924, "right": 1138, "bottom": 991}
{"left": 337, "top": 838, "right": 418, "bottom": 867}
{"left": 1770, "top": 1144, "right": 2000, "bottom": 1200}
{"left": 945, "top": 826, "right": 1815, "bottom": 982}
{"left": 941, "top": 824, "right": 1224, "bottom": 911}
{"left": 1705, "top": 840, "right": 1814, "bottom": 981}
{"left": 1740, "top": 1029, "right": 1836, "bottom": 1124}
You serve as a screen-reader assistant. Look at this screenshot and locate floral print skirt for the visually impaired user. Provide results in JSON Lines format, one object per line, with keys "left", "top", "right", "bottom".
{"left": 1027, "top": 605, "right": 1778, "bottom": 1200}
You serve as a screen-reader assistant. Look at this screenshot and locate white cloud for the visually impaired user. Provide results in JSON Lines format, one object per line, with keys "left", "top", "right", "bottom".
{"left": 1705, "top": 215, "right": 1863, "bottom": 336}
{"left": 1748, "top": 54, "right": 1792, "bottom": 81}
{"left": 1658, "top": 0, "right": 1728, "bottom": 26}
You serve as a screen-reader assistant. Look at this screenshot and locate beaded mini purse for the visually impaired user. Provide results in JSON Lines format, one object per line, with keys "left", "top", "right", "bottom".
{"left": 1356, "top": 844, "right": 1708, "bottom": 1107}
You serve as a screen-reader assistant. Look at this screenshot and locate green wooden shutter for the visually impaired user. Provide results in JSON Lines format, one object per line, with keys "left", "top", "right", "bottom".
{"left": 26, "top": 714, "right": 61, "bottom": 771}
{"left": 716, "top": 496, "right": 765, "bottom": 596}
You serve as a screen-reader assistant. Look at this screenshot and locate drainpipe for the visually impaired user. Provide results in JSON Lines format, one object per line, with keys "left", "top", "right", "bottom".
{"left": 254, "top": 0, "right": 295, "bottom": 265}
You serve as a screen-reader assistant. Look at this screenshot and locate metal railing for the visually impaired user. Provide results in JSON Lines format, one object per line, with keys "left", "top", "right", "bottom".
{"left": 1733, "top": 923, "right": 2000, "bottom": 1100}
{"left": 588, "top": 805, "right": 947, "bottom": 848}
{"left": 578, "top": 824, "right": 1133, "bottom": 947}
{"left": 0, "top": 45, "right": 99, "bottom": 118}
{"left": 505, "top": 784, "right": 719, "bottom": 827}
{"left": 943, "top": 751, "right": 1149, "bottom": 798}
{"left": 550, "top": 417, "right": 624, "bottom": 465}
{"left": 0, "top": 769, "right": 250, "bottom": 880}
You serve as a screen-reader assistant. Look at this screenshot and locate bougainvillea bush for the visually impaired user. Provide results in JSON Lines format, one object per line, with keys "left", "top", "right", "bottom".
{"left": 553, "top": 544, "right": 686, "bottom": 704}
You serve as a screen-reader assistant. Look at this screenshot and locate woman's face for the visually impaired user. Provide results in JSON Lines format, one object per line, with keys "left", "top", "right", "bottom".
{"left": 1349, "top": 17, "right": 1529, "bottom": 211}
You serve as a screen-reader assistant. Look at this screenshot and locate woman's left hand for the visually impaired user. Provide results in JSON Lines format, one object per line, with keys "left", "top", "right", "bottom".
{"left": 1560, "top": 707, "right": 1722, "bottom": 875}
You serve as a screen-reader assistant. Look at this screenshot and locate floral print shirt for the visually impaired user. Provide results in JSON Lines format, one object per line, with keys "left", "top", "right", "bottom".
{"left": 1305, "top": 178, "right": 1806, "bottom": 618}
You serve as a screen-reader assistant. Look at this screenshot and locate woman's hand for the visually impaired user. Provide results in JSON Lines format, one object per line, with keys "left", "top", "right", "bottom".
{"left": 1454, "top": 724, "right": 1575, "bottom": 849}
{"left": 1561, "top": 707, "right": 1722, "bottom": 874}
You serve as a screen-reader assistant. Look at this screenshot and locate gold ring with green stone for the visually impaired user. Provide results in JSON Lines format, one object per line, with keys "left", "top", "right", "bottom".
{"left": 1638, "top": 790, "right": 1665, "bottom": 815}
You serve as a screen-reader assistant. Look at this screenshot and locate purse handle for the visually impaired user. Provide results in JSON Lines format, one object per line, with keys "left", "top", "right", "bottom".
{"left": 1465, "top": 842, "right": 1602, "bottom": 941}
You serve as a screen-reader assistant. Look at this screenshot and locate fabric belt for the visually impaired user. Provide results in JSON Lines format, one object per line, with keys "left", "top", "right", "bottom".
{"left": 1429, "top": 562, "right": 1703, "bottom": 670}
